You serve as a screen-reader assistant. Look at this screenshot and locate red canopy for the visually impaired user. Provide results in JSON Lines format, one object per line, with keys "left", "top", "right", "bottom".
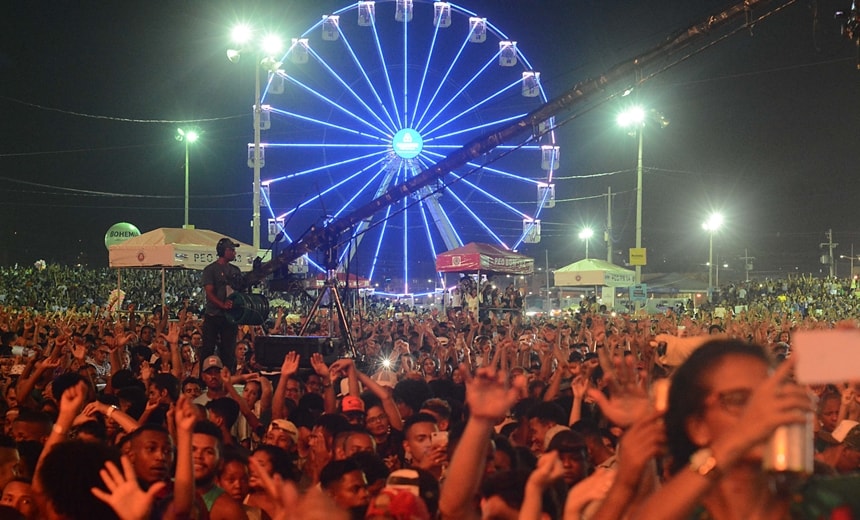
{"left": 435, "top": 242, "right": 534, "bottom": 275}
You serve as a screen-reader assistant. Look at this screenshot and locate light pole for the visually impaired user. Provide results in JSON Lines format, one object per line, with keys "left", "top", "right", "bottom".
{"left": 617, "top": 106, "right": 666, "bottom": 285}
{"left": 175, "top": 128, "right": 199, "bottom": 229}
{"left": 702, "top": 213, "right": 724, "bottom": 302}
{"left": 578, "top": 227, "right": 593, "bottom": 259}
{"left": 229, "top": 25, "right": 283, "bottom": 252}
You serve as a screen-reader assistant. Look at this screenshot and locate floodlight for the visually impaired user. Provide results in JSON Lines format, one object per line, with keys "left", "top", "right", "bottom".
{"left": 231, "top": 24, "right": 253, "bottom": 45}
{"left": 227, "top": 49, "right": 241, "bottom": 63}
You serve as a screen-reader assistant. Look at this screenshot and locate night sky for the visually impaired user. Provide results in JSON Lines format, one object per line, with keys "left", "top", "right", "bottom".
{"left": 2, "top": 0, "right": 859, "bottom": 287}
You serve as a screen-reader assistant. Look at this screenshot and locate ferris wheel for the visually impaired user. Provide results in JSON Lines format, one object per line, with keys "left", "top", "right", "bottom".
{"left": 258, "top": 0, "right": 558, "bottom": 294}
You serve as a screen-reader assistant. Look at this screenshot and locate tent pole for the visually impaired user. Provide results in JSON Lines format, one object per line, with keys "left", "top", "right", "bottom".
{"left": 161, "top": 268, "right": 166, "bottom": 312}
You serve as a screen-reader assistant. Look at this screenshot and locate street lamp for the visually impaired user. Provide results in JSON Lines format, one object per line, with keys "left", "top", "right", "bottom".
{"left": 617, "top": 106, "right": 668, "bottom": 285}
{"left": 702, "top": 212, "right": 724, "bottom": 302}
{"left": 228, "top": 25, "right": 284, "bottom": 252}
{"left": 578, "top": 227, "right": 594, "bottom": 259}
{"left": 175, "top": 128, "right": 200, "bottom": 229}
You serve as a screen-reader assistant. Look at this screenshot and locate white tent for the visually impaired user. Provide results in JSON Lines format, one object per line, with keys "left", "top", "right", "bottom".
{"left": 108, "top": 228, "right": 255, "bottom": 272}
{"left": 554, "top": 258, "right": 635, "bottom": 287}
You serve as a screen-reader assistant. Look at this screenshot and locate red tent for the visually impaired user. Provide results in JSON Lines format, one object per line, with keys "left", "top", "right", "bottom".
{"left": 435, "top": 242, "right": 534, "bottom": 275}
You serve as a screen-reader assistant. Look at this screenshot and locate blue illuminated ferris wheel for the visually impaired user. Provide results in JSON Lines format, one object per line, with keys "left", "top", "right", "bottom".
{"left": 258, "top": 0, "right": 558, "bottom": 293}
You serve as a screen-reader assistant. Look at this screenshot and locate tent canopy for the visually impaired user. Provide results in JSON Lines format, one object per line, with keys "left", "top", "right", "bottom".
{"left": 108, "top": 228, "right": 255, "bottom": 271}
{"left": 436, "top": 242, "right": 534, "bottom": 275}
{"left": 554, "top": 258, "right": 635, "bottom": 287}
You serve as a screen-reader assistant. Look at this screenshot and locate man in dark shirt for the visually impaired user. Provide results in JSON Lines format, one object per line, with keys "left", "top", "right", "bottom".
{"left": 201, "top": 238, "right": 243, "bottom": 372}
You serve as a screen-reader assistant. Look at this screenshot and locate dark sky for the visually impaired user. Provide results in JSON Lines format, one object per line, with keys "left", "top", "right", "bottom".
{"left": 2, "top": 0, "right": 859, "bottom": 287}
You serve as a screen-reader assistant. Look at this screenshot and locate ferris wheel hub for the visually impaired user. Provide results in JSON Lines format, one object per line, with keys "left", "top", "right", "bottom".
{"left": 392, "top": 128, "right": 423, "bottom": 159}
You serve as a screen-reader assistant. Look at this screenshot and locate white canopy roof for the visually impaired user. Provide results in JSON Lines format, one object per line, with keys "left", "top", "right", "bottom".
{"left": 108, "top": 228, "right": 255, "bottom": 271}
{"left": 554, "top": 258, "right": 635, "bottom": 287}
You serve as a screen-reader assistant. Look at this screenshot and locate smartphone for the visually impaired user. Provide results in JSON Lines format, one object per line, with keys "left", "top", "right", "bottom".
{"left": 431, "top": 431, "right": 449, "bottom": 447}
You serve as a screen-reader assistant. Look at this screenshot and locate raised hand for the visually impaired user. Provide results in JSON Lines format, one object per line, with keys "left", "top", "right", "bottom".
{"left": 309, "top": 353, "right": 331, "bottom": 379}
{"left": 461, "top": 364, "right": 524, "bottom": 422}
{"left": 91, "top": 456, "right": 166, "bottom": 520}
{"left": 527, "top": 451, "right": 566, "bottom": 489}
{"left": 280, "top": 351, "right": 300, "bottom": 377}
{"left": 60, "top": 380, "right": 89, "bottom": 418}
{"left": 587, "top": 352, "right": 650, "bottom": 428}
{"left": 160, "top": 321, "right": 180, "bottom": 346}
{"left": 174, "top": 394, "right": 197, "bottom": 434}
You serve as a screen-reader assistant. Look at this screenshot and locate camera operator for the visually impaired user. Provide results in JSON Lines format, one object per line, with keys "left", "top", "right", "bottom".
{"left": 201, "top": 238, "right": 243, "bottom": 372}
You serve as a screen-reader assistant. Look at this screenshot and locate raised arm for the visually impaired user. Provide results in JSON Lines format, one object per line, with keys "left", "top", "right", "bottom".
{"left": 272, "top": 351, "right": 300, "bottom": 420}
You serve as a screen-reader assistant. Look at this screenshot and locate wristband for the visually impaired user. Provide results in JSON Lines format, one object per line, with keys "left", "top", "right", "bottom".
{"left": 107, "top": 405, "right": 118, "bottom": 419}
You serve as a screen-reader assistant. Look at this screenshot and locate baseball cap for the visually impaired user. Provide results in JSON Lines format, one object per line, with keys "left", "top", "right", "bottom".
{"left": 202, "top": 355, "right": 224, "bottom": 371}
{"left": 267, "top": 419, "right": 298, "bottom": 444}
{"left": 385, "top": 468, "right": 439, "bottom": 514}
{"left": 366, "top": 488, "right": 430, "bottom": 520}
{"left": 217, "top": 237, "right": 239, "bottom": 250}
{"left": 543, "top": 425, "right": 571, "bottom": 451}
{"left": 342, "top": 395, "right": 365, "bottom": 413}
{"left": 436, "top": 337, "right": 449, "bottom": 346}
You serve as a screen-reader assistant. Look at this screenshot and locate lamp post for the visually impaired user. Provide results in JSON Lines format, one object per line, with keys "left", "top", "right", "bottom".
{"left": 175, "top": 128, "right": 199, "bottom": 229}
{"left": 617, "top": 106, "right": 667, "bottom": 285}
{"left": 229, "top": 25, "right": 283, "bottom": 252}
{"left": 578, "top": 227, "right": 594, "bottom": 259}
{"left": 702, "top": 213, "right": 724, "bottom": 302}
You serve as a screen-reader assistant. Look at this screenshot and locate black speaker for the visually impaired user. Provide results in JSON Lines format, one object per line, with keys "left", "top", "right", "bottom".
{"left": 254, "top": 335, "right": 341, "bottom": 370}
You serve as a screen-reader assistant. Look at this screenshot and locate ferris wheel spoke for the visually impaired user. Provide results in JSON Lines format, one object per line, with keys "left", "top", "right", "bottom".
{"left": 413, "top": 30, "right": 473, "bottom": 130}
{"left": 303, "top": 46, "right": 398, "bottom": 135}
{"left": 402, "top": 196, "right": 409, "bottom": 294}
{"left": 410, "top": 16, "right": 444, "bottom": 128}
{"left": 369, "top": 19, "right": 403, "bottom": 128}
{"left": 333, "top": 29, "right": 399, "bottom": 131}
{"left": 421, "top": 149, "right": 542, "bottom": 185}
{"left": 441, "top": 184, "right": 508, "bottom": 248}
{"left": 277, "top": 72, "right": 389, "bottom": 137}
{"left": 367, "top": 205, "right": 394, "bottom": 282}
{"left": 267, "top": 106, "right": 390, "bottom": 141}
{"left": 417, "top": 199, "right": 440, "bottom": 260}
{"left": 264, "top": 150, "right": 388, "bottom": 185}
{"left": 417, "top": 51, "right": 499, "bottom": 135}
{"left": 271, "top": 156, "right": 389, "bottom": 222}
{"left": 422, "top": 76, "right": 520, "bottom": 137}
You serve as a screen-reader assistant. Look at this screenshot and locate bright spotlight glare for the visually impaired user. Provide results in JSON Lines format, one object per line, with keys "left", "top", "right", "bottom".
{"left": 382, "top": 358, "right": 391, "bottom": 368}
{"left": 231, "top": 24, "right": 253, "bottom": 45}
{"left": 261, "top": 34, "right": 283, "bottom": 56}
{"left": 702, "top": 213, "right": 724, "bottom": 231}
{"left": 186, "top": 130, "right": 199, "bottom": 143}
{"left": 617, "top": 106, "right": 645, "bottom": 128}
{"left": 578, "top": 227, "right": 594, "bottom": 240}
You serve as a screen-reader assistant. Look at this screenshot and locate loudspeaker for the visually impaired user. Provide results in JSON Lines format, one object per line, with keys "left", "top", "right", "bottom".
{"left": 254, "top": 335, "right": 341, "bottom": 370}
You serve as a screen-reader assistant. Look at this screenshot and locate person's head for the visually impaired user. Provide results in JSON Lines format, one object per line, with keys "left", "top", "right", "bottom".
{"left": 217, "top": 451, "right": 250, "bottom": 503}
{"left": 206, "top": 397, "right": 240, "bottom": 431}
{"left": 123, "top": 424, "right": 174, "bottom": 485}
{"left": 526, "top": 402, "right": 567, "bottom": 456}
{"left": 249, "top": 445, "right": 296, "bottom": 489}
{"left": 340, "top": 395, "right": 366, "bottom": 427}
{"left": 243, "top": 379, "right": 262, "bottom": 407}
{"left": 419, "top": 398, "right": 452, "bottom": 432}
{"left": 665, "top": 339, "right": 772, "bottom": 474}
{"left": 402, "top": 413, "right": 438, "bottom": 467}
{"left": 148, "top": 373, "right": 180, "bottom": 405}
{"left": 303, "top": 372, "right": 325, "bottom": 395}
{"left": 181, "top": 343, "right": 196, "bottom": 364}
{"left": 11, "top": 411, "right": 51, "bottom": 445}
{"left": 263, "top": 419, "right": 298, "bottom": 453}
{"left": 0, "top": 437, "right": 18, "bottom": 492}
{"left": 319, "top": 458, "right": 369, "bottom": 514}
{"left": 283, "top": 375, "right": 304, "bottom": 406}
{"left": 191, "top": 421, "right": 224, "bottom": 486}
{"left": 392, "top": 380, "right": 432, "bottom": 420}
{"left": 365, "top": 404, "right": 391, "bottom": 437}
{"left": 216, "top": 237, "right": 238, "bottom": 260}
{"left": 181, "top": 377, "right": 203, "bottom": 400}
{"left": 1, "top": 478, "right": 35, "bottom": 520}
{"left": 817, "top": 391, "right": 841, "bottom": 433}
{"left": 309, "top": 414, "right": 352, "bottom": 458}
{"left": 139, "top": 325, "right": 155, "bottom": 344}
{"left": 234, "top": 340, "right": 250, "bottom": 364}
{"left": 342, "top": 430, "right": 376, "bottom": 458}
{"left": 200, "top": 357, "right": 225, "bottom": 392}
{"left": 546, "top": 430, "right": 589, "bottom": 486}
{"left": 37, "top": 440, "right": 120, "bottom": 519}
{"left": 190, "top": 332, "right": 203, "bottom": 349}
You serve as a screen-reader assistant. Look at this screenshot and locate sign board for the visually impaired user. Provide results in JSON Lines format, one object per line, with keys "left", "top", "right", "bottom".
{"left": 629, "top": 247, "right": 647, "bottom": 266}
{"left": 630, "top": 283, "right": 647, "bottom": 301}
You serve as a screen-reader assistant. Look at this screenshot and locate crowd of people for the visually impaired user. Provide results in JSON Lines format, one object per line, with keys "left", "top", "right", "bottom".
{"left": 1, "top": 262, "right": 860, "bottom": 519}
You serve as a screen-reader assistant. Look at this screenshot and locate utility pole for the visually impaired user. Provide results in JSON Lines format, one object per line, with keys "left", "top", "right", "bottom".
{"left": 820, "top": 229, "right": 838, "bottom": 278}
{"left": 739, "top": 248, "right": 755, "bottom": 282}
{"left": 606, "top": 187, "right": 613, "bottom": 263}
